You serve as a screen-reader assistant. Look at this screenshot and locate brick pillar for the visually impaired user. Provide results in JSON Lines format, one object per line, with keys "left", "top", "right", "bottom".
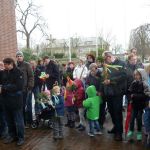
{"left": 0, "top": 0, "right": 17, "bottom": 61}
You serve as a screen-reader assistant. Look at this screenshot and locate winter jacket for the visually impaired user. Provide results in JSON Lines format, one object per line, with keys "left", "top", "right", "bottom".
{"left": 83, "top": 85, "right": 102, "bottom": 120}
{"left": 102, "top": 59, "right": 127, "bottom": 97}
{"left": 73, "top": 65, "right": 88, "bottom": 80}
{"left": 45, "top": 61, "right": 59, "bottom": 90}
{"left": 74, "top": 79, "right": 85, "bottom": 108}
{"left": 126, "top": 62, "right": 143, "bottom": 92}
{"left": 85, "top": 70, "right": 102, "bottom": 92}
{"left": 33, "top": 65, "right": 45, "bottom": 87}
{"left": 0, "top": 70, "right": 4, "bottom": 111}
{"left": 17, "top": 61, "right": 34, "bottom": 91}
{"left": 52, "top": 95, "right": 64, "bottom": 117}
{"left": 128, "top": 68, "right": 150, "bottom": 109}
{"left": 1, "top": 67, "right": 24, "bottom": 110}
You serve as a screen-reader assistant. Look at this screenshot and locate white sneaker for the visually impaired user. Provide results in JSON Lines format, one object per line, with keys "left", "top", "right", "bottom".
{"left": 88, "top": 132, "right": 95, "bottom": 137}
{"left": 95, "top": 131, "right": 103, "bottom": 135}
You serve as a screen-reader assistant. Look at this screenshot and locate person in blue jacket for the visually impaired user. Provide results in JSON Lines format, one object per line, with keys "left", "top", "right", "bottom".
{"left": 51, "top": 85, "right": 64, "bottom": 140}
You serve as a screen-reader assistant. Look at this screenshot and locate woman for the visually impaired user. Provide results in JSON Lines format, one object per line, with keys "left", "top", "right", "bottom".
{"left": 1, "top": 58, "right": 24, "bottom": 146}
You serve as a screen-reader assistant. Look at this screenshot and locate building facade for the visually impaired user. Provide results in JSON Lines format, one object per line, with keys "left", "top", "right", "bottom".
{"left": 0, "top": 0, "right": 17, "bottom": 61}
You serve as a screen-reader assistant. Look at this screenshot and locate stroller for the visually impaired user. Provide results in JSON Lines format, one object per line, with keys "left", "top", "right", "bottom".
{"left": 31, "top": 101, "right": 55, "bottom": 129}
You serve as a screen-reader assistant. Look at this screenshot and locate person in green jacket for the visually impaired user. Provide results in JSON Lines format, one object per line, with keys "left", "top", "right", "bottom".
{"left": 83, "top": 85, "right": 102, "bottom": 137}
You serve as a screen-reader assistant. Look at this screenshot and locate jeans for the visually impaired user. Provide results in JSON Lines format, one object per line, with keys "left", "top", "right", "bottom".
{"left": 88, "top": 119, "right": 100, "bottom": 134}
{"left": 143, "top": 107, "right": 150, "bottom": 134}
{"left": 107, "top": 96, "right": 123, "bottom": 135}
{"left": 5, "top": 109, "right": 24, "bottom": 140}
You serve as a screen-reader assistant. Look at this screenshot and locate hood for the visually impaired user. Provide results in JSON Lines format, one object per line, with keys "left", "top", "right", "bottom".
{"left": 86, "top": 85, "right": 97, "bottom": 98}
{"left": 74, "top": 79, "right": 83, "bottom": 88}
{"left": 136, "top": 68, "right": 148, "bottom": 83}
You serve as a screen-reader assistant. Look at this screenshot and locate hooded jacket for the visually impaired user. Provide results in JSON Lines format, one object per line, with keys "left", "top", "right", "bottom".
{"left": 74, "top": 79, "right": 85, "bottom": 108}
{"left": 129, "top": 68, "right": 150, "bottom": 109}
{"left": 83, "top": 85, "right": 102, "bottom": 120}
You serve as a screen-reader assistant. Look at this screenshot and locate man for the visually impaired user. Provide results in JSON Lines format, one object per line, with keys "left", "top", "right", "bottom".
{"left": 1, "top": 58, "right": 24, "bottom": 146}
{"left": 43, "top": 56, "right": 59, "bottom": 90}
{"left": 16, "top": 51, "right": 34, "bottom": 127}
{"left": 101, "top": 51, "right": 127, "bottom": 141}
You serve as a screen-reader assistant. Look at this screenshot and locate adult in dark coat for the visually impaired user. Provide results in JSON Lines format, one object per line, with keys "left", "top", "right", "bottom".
{"left": 101, "top": 51, "right": 127, "bottom": 141}
{"left": 0, "top": 62, "right": 7, "bottom": 138}
{"left": 43, "top": 56, "right": 60, "bottom": 90}
{"left": 16, "top": 51, "right": 34, "bottom": 127}
{"left": 1, "top": 58, "right": 24, "bottom": 146}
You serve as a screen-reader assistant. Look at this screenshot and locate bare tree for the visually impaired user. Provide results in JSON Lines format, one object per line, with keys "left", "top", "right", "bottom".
{"left": 16, "top": 0, "right": 48, "bottom": 49}
{"left": 129, "top": 23, "right": 150, "bottom": 60}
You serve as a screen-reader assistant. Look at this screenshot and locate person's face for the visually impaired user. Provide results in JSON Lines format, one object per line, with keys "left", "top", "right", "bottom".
{"left": 134, "top": 72, "right": 141, "bottom": 81}
{"left": 91, "top": 66, "right": 97, "bottom": 76}
{"left": 79, "top": 60, "right": 83, "bottom": 66}
{"left": 87, "top": 56, "right": 93, "bottom": 63}
{"left": 16, "top": 55, "right": 24, "bottom": 62}
{"left": 129, "top": 56, "right": 137, "bottom": 65}
{"left": 44, "top": 58, "right": 49, "bottom": 65}
{"left": 69, "top": 64, "right": 74, "bottom": 69}
{"left": 131, "top": 49, "right": 137, "bottom": 55}
{"left": 4, "top": 63, "right": 13, "bottom": 70}
{"left": 104, "top": 55, "right": 112, "bottom": 64}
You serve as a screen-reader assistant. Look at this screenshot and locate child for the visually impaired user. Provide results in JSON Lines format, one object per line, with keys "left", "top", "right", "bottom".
{"left": 74, "top": 79, "right": 86, "bottom": 131}
{"left": 127, "top": 68, "right": 150, "bottom": 141}
{"left": 83, "top": 85, "right": 102, "bottom": 137}
{"left": 51, "top": 85, "right": 64, "bottom": 140}
{"left": 64, "top": 77, "right": 76, "bottom": 128}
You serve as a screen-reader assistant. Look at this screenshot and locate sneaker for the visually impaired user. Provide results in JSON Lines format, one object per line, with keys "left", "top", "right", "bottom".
{"left": 127, "top": 131, "right": 134, "bottom": 139}
{"left": 3, "top": 136, "right": 14, "bottom": 144}
{"left": 88, "top": 132, "right": 95, "bottom": 137}
{"left": 136, "top": 132, "right": 142, "bottom": 141}
{"left": 95, "top": 131, "right": 103, "bottom": 135}
{"left": 17, "top": 139, "right": 24, "bottom": 146}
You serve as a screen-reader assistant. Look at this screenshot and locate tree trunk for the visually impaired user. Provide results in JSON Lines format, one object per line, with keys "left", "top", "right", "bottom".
{"left": 26, "top": 34, "right": 30, "bottom": 49}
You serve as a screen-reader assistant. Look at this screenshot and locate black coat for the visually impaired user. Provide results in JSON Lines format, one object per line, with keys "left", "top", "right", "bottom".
{"left": 102, "top": 59, "right": 127, "bottom": 97}
{"left": 1, "top": 67, "right": 24, "bottom": 110}
{"left": 45, "top": 61, "right": 59, "bottom": 90}
{"left": 129, "top": 80, "right": 147, "bottom": 109}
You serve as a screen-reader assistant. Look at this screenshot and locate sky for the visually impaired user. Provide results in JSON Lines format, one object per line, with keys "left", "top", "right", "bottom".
{"left": 17, "top": 0, "right": 150, "bottom": 50}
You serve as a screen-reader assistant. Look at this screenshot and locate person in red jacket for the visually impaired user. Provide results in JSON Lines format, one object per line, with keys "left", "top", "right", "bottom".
{"left": 74, "top": 79, "right": 86, "bottom": 131}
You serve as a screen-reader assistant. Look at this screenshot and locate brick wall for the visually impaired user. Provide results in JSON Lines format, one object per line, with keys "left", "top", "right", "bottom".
{"left": 0, "top": 0, "right": 17, "bottom": 61}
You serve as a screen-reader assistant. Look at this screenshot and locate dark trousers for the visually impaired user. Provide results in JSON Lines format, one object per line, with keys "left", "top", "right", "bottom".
{"left": 99, "top": 101, "right": 106, "bottom": 127}
{"left": 130, "top": 109, "right": 143, "bottom": 132}
{"left": 107, "top": 96, "right": 123, "bottom": 135}
{"left": 53, "top": 116, "right": 63, "bottom": 137}
{"left": 5, "top": 108, "right": 24, "bottom": 140}
{"left": 23, "top": 91, "right": 32, "bottom": 125}
{"left": 0, "top": 110, "right": 7, "bottom": 137}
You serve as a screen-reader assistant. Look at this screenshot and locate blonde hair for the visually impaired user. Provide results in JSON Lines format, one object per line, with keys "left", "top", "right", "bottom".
{"left": 52, "top": 86, "right": 60, "bottom": 94}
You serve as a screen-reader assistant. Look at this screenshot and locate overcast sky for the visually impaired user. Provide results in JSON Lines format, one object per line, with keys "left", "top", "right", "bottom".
{"left": 18, "top": 0, "right": 150, "bottom": 50}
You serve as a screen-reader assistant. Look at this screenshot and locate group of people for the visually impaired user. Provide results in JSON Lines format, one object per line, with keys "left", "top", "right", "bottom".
{"left": 0, "top": 48, "right": 149, "bottom": 148}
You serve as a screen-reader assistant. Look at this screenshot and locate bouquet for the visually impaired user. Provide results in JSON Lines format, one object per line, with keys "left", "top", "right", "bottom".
{"left": 39, "top": 72, "right": 47, "bottom": 81}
